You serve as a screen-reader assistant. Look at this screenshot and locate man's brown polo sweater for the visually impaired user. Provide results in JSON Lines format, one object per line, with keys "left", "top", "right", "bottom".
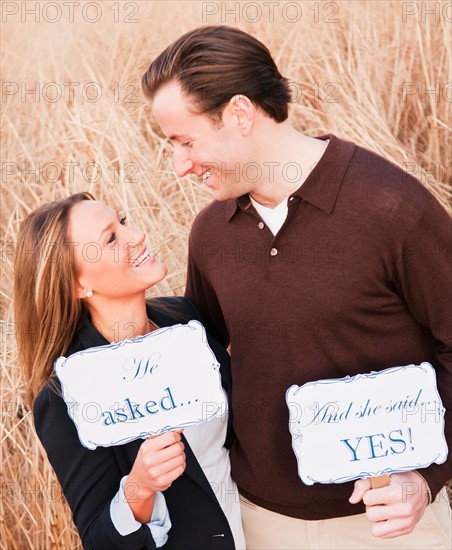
{"left": 185, "top": 134, "right": 452, "bottom": 520}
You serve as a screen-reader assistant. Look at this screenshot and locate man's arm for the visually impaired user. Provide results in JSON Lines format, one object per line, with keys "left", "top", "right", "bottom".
{"left": 185, "top": 230, "right": 230, "bottom": 348}
{"left": 394, "top": 194, "right": 452, "bottom": 498}
{"left": 350, "top": 193, "right": 452, "bottom": 537}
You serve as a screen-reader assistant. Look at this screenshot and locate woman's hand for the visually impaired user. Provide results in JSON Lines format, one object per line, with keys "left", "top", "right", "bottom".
{"left": 124, "top": 429, "right": 186, "bottom": 523}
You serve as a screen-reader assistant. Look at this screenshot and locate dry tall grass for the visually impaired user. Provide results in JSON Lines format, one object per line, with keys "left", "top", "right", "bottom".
{"left": 1, "top": 1, "right": 451, "bottom": 548}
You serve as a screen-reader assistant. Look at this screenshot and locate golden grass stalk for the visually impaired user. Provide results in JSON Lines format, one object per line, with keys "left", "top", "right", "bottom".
{"left": 1, "top": 1, "right": 450, "bottom": 547}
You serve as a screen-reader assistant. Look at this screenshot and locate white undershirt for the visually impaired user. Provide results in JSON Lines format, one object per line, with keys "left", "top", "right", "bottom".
{"left": 184, "top": 398, "right": 246, "bottom": 548}
{"left": 249, "top": 195, "right": 289, "bottom": 236}
{"left": 250, "top": 139, "right": 330, "bottom": 236}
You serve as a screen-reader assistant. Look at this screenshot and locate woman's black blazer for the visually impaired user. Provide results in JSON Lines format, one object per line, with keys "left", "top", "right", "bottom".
{"left": 33, "top": 297, "right": 236, "bottom": 550}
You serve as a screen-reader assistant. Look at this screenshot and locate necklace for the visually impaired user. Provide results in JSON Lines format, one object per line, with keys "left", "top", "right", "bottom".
{"left": 147, "top": 318, "right": 159, "bottom": 332}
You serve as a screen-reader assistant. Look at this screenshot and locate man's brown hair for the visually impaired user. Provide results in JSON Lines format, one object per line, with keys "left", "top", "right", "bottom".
{"left": 142, "top": 25, "right": 292, "bottom": 124}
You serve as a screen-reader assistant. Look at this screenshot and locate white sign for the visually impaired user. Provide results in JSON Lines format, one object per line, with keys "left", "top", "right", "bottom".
{"left": 286, "top": 363, "right": 447, "bottom": 485}
{"left": 55, "top": 321, "right": 228, "bottom": 450}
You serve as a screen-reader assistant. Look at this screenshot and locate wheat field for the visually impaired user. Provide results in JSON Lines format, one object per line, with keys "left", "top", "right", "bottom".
{"left": 1, "top": 1, "right": 451, "bottom": 548}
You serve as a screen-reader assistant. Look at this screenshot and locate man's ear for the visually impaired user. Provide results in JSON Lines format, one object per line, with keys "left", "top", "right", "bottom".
{"left": 225, "top": 94, "right": 255, "bottom": 136}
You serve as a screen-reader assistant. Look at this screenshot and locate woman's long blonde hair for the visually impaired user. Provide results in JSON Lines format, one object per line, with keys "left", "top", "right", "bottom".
{"left": 14, "top": 192, "right": 95, "bottom": 407}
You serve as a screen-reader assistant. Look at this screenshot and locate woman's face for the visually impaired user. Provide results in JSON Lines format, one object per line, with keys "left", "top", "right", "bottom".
{"left": 69, "top": 200, "right": 167, "bottom": 300}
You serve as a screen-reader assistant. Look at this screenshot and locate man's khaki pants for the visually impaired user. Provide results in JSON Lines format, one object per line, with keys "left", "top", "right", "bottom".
{"left": 240, "top": 488, "right": 451, "bottom": 549}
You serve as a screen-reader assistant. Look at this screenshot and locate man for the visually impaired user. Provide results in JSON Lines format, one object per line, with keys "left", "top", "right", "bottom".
{"left": 142, "top": 25, "right": 451, "bottom": 549}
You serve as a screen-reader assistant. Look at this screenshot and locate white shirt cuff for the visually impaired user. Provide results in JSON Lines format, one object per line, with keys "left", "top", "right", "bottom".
{"left": 110, "top": 475, "right": 171, "bottom": 546}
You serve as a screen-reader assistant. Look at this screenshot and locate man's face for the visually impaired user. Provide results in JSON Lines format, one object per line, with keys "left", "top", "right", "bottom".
{"left": 152, "top": 80, "right": 251, "bottom": 201}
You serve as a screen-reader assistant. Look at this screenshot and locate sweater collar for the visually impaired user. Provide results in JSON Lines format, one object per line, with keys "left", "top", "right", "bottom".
{"left": 225, "top": 134, "right": 356, "bottom": 221}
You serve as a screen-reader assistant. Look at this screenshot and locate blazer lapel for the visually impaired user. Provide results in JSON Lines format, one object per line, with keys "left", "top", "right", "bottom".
{"left": 181, "top": 433, "right": 218, "bottom": 502}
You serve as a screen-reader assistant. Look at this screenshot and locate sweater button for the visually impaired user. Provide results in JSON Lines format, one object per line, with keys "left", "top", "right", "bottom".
{"left": 258, "top": 222, "right": 264, "bottom": 229}
{"left": 270, "top": 248, "right": 278, "bottom": 256}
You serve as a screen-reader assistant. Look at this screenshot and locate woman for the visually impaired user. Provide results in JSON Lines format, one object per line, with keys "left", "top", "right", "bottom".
{"left": 14, "top": 192, "right": 245, "bottom": 550}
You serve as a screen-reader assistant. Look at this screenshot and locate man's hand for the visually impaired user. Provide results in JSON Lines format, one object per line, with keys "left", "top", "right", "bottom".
{"left": 349, "top": 470, "right": 430, "bottom": 538}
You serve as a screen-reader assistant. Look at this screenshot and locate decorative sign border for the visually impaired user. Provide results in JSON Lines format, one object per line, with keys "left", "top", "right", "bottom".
{"left": 286, "top": 363, "right": 447, "bottom": 485}
{"left": 55, "top": 321, "right": 228, "bottom": 449}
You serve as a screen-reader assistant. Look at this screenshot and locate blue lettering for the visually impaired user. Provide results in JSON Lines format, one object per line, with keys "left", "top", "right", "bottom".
{"left": 367, "top": 433, "right": 388, "bottom": 459}
{"left": 123, "top": 352, "right": 161, "bottom": 381}
{"left": 115, "top": 408, "right": 128, "bottom": 422}
{"left": 386, "top": 390, "right": 423, "bottom": 413}
{"left": 125, "top": 397, "right": 145, "bottom": 419}
{"left": 412, "top": 389, "right": 422, "bottom": 407}
{"left": 102, "top": 411, "right": 116, "bottom": 426}
{"left": 356, "top": 399, "right": 370, "bottom": 418}
{"left": 101, "top": 388, "right": 179, "bottom": 427}
{"left": 145, "top": 400, "right": 159, "bottom": 415}
{"left": 340, "top": 437, "right": 363, "bottom": 461}
{"left": 160, "top": 387, "right": 177, "bottom": 411}
{"left": 389, "top": 429, "right": 407, "bottom": 454}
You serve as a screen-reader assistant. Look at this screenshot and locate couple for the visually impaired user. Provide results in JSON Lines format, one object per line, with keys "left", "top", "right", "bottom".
{"left": 15, "top": 26, "right": 451, "bottom": 550}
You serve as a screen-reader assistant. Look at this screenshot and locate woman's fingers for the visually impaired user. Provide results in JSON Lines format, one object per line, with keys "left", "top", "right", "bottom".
{"left": 146, "top": 453, "right": 187, "bottom": 491}
{"left": 128, "top": 430, "right": 186, "bottom": 494}
{"left": 141, "top": 431, "right": 186, "bottom": 489}
{"left": 144, "top": 430, "right": 183, "bottom": 451}
{"left": 141, "top": 434, "right": 185, "bottom": 467}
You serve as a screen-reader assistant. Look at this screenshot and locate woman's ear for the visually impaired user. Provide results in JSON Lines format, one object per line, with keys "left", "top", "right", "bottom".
{"left": 224, "top": 94, "right": 255, "bottom": 136}
{"left": 74, "top": 280, "right": 91, "bottom": 300}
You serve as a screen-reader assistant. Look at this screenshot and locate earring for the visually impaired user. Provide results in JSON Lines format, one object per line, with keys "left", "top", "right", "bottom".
{"left": 86, "top": 290, "right": 93, "bottom": 298}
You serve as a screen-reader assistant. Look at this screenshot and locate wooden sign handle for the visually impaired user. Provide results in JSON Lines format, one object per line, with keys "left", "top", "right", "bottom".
{"left": 370, "top": 475, "right": 390, "bottom": 489}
